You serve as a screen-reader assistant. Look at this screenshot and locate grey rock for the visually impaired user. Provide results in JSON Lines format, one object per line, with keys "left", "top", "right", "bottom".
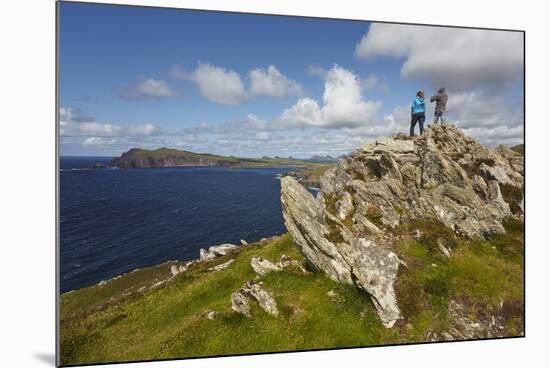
{"left": 520, "top": 197, "right": 524, "bottom": 213}
{"left": 170, "top": 265, "right": 179, "bottom": 277}
{"left": 480, "top": 163, "right": 514, "bottom": 186}
{"left": 336, "top": 191, "right": 355, "bottom": 220}
{"left": 150, "top": 280, "right": 167, "bottom": 289}
{"left": 199, "top": 243, "right": 240, "bottom": 262}
{"left": 278, "top": 254, "right": 308, "bottom": 272}
{"left": 206, "top": 311, "right": 217, "bottom": 320}
{"left": 327, "top": 290, "right": 338, "bottom": 299}
{"left": 281, "top": 176, "right": 402, "bottom": 327}
{"left": 207, "top": 259, "right": 235, "bottom": 272}
{"left": 438, "top": 239, "right": 451, "bottom": 258}
{"left": 231, "top": 280, "right": 279, "bottom": 317}
{"left": 281, "top": 124, "right": 524, "bottom": 328}
{"left": 487, "top": 181, "right": 512, "bottom": 217}
{"left": 230, "top": 288, "right": 251, "bottom": 317}
{"left": 279, "top": 254, "right": 293, "bottom": 268}
{"left": 250, "top": 257, "right": 282, "bottom": 277}
{"left": 442, "top": 300, "right": 507, "bottom": 339}
{"left": 471, "top": 175, "right": 488, "bottom": 199}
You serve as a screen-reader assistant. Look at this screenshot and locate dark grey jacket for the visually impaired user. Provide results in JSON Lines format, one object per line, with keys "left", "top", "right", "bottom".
{"left": 430, "top": 91, "right": 448, "bottom": 113}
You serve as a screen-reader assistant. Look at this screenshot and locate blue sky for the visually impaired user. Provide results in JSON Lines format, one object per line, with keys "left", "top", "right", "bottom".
{"left": 59, "top": 2, "right": 524, "bottom": 157}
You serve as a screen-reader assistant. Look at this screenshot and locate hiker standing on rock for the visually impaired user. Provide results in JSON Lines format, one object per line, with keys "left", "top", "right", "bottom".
{"left": 410, "top": 90, "right": 426, "bottom": 136}
{"left": 430, "top": 87, "right": 448, "bottom": 124}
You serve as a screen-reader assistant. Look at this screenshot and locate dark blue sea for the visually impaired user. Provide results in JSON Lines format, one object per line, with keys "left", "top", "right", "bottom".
{"left": 60, "top": 157, "right": 293, "bottom": 293}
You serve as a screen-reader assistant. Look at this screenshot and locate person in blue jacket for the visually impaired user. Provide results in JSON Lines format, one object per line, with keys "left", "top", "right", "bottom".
{"left": 410, "top": 90, "right": 426, "bottom": 136}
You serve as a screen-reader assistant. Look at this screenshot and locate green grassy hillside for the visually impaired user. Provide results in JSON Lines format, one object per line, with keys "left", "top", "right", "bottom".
{"left": 60, "top": 219, "right": 524, "bottom": 366}
{"left": 511, "top": 144, "right": 524, "bottom": 155}
{"left": 110, "top": 147, "right": 325, "bottom": 169}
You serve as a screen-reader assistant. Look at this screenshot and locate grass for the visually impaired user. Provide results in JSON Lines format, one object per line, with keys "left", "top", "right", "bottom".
{"left": 394, "top": 218, "right": 524, "bottom": 338}
{"left": 60, "top": 222, "right": 524, "bottom": 366}
{"left": 364, "top": 205, "right": 384, "bottom": 227}
{"left": 510, "top": 144, "right": 524, "bottom": 155}
{"left": 291, "top": 164, "right": 334, "bottom": 186}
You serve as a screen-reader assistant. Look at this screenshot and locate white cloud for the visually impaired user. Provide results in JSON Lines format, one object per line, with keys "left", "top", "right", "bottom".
{"left": 118, "top": 78, "right": 175, "bottom": 100}
{"left": 83, "top": 137, "right": 118, "bottom": 146}
{"left": 447, "top": 91, "right": 523, "bottom": 129}
{"left": 360, "top": 74, "right": 390, "bottom": 94}
{"left": 276, "top": 65, "right": 382, "bottom": 129}
{"left": 248, "top": 65, "right": 303, "bottom": 98}
{"left": 135, "top": 79, "right": 174, "bottom": 97}
{"left": 170, "top": 63, "right": 303, "bottom": 105}
{"left": 306, "top": 65, "right": 328, "bottom": 78}
{"left": 127, "top": 123, "right": 157, "bottom": 136}
{"left": 168, "top": 64, "right": 189, "bottom": 80}
{"left": 355, "top": 23, "right": 523, "bottom": 91}
{"left": 255, "top": 131, "right": 271, "bottom": 141}
{"left": 59, "top": 107, "right": 158, "bottom": 138}
{"left": 278, "top": 98, "right": 323, "bottom": 128}
{"left": 461, "top": 125, "right": 524, "bottom": 147}
{"left": 187, "top": 63, "right": 248, "bottom": 106}
{"left": 245, "top": 114, "right": 269, "bottom": 130}
{"left": 354, "top": 25, "right": 523, "bottom": 147}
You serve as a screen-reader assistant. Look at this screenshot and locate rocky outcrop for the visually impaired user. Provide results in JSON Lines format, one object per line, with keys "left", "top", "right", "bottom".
{"left": 231, "top": 280, "right": 279, "bottom": 317}
{"left": 278, "top": 255, "right": 308, "bottom": 273}
{"left": 281, "top": 124, "right": 524, "bottom": 328}
{"left": 429, "top": 300, "right": 509, "bottom": 341}
{"left": 250, "top": 257, "right": 282, "bottom": 276}
{"left": 199, "top": 244, "right": 240, "bottom": 262}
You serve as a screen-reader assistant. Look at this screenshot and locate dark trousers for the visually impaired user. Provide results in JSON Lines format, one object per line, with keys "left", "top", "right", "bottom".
{"left": 433, "top": 110, "right": 445, "bottom": 124}
{"left": 410, "top": 112, "right": 425, "bottom": 136}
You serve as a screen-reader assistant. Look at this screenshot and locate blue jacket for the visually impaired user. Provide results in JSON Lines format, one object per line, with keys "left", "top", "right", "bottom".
{"left": 411, "top": 97, "right": 426, "bottom": 115}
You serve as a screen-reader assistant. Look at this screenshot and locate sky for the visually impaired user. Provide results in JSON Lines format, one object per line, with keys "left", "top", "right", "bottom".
{"left": 59, "top": 2, "right": 524, "bottom": 158}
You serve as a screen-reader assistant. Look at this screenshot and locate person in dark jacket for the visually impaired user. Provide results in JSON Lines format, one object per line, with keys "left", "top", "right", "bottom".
{"left": 410, "top": 90, "right": 426, "bottom": 136}
{"left": 430, "top": 87, "right": 448, "bottom": 124}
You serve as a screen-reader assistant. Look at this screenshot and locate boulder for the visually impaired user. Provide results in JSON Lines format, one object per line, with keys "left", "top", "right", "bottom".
{"left": 327, "top": 290, "right": 338, "bottom": 299}
{"left": 230, "top": 288, "right": 251, "bottom": 317}
{"left": 206, "top": 311, "right": 217, "bottom": 320}
{"left": 231, "top": 280, "right": 279, "bottom": 317}
{"left": 250, "top": 256, "right": 282, "bottom": 276}
{"left": 170, "top": 265, "right": 179, "bottom": 277}
{"left": 278, "top": 254, "right": 308, "bottom": 272}
{"left": 199, "top": 243, "right": 240, "bottom": 262}
{"left": 487, "top": 181, "right": 512, "bottom": 217}
{"left": 480, "top": 163, "right": 514, "bottom": 186}
{"left": 281, "top": 124, "right": 524, "bottom": 328}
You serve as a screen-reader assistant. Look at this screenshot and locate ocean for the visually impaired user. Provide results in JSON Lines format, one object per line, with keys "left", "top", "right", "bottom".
{"left": 59, "top": 157, "right": 294, "bottom": 293}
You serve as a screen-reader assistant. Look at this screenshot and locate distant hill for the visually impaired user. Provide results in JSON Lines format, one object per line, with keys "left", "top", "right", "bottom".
{"left": 511, "top": 144, "right": 524, "bottom": 155}
{"left": 110, "top": 147, "right": 318, "bottom": 169}
{"left": 305, "top": 155, "right": 338, "bottom": 164}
